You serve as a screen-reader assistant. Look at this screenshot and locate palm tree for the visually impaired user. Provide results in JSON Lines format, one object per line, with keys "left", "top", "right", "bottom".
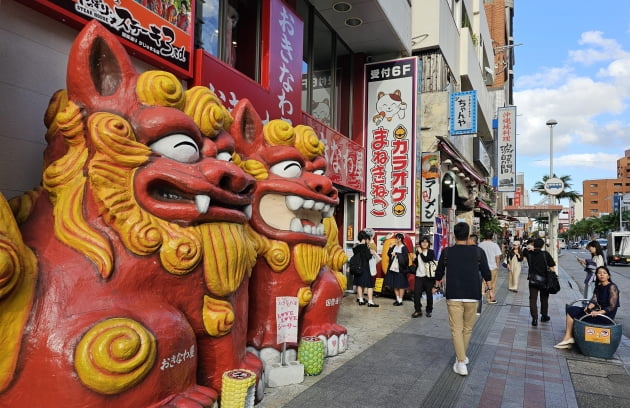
{"left": 531, "top": 174, "right": 582, "bottom": 204}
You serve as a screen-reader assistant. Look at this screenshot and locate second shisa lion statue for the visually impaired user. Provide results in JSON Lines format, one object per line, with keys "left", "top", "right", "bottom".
{"left": 0, "top": 20, "right": 347, "bottom": 407}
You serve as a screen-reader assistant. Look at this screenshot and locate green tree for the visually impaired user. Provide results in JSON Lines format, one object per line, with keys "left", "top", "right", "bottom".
{"left": 531, "top": 174, "right": 582, "bottom": 204}
{"left": 480, "top": 215, "right": 502, "bottom": 237}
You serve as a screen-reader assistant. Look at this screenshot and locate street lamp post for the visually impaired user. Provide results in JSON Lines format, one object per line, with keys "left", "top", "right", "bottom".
{"left": 546, "top": 119, "right": 558, "bottom": 261}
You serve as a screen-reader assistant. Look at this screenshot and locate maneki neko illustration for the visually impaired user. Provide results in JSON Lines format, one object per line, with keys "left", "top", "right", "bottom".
{"left": 229, "top": 101, "right": 348, "bottom": 365}
{"left": 0, "top": 21, "right": 267, "bottom": 407}
{"left": 372, "top": 89, "right": 407, "bottom": 126}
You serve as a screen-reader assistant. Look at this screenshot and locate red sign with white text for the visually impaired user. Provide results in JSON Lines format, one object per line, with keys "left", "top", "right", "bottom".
{"left": 303, "top": 114, "right": 365, "bottom": 191}
{"left": 24, "top": 0, "right": 194, "bottom": 77}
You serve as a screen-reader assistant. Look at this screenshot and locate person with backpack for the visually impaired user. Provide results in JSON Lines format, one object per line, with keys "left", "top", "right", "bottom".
{"left": 433, "top": 222, "right": 492, "bottom": 376}
{"left": 349, "top": 230, "right": 379, "bottom": 307}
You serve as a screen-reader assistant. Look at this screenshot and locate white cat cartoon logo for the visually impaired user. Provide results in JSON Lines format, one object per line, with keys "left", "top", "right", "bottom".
{"left": 372, "top": 89, "right": 407, "bottom": 125}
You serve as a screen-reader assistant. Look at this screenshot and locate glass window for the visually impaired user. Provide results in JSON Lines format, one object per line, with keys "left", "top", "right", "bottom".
{"left": 309, "top": 13, "right": 333, "bottom": 127}
{"left": 335, "top": 39, "right": 352, "bottom": 136}
{"left": 297, "top": 1, "right": 354, "bottom": 135}
{"left": 198, "top": 0, "right": 260, "bottom": 81}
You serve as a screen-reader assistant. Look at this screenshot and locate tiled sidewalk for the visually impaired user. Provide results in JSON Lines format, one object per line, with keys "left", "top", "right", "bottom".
{"left": 260, "top": 255, "right": 629, "bottom": 408}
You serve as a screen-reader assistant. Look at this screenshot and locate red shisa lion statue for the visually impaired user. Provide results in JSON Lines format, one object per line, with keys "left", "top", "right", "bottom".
{"left": 0, "top": 21, "right": 346, "bottom": 407}
{"left": 229, "top": 103, "right": 348, "bottom": 365}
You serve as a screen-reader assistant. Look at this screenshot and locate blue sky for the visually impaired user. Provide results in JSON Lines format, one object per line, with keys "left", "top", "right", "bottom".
{"left": 513, "top": 2, "right": 630, "bottom": 207}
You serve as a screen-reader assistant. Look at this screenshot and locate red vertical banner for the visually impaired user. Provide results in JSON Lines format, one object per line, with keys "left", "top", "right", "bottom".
{"left": 194, "top": 0, "right": 303, "bottom": 124}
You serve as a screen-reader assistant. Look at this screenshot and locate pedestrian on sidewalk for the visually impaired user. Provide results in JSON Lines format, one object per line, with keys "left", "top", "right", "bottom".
{"left": 434, "top": 222, "right": 492, "bottom": 376}
{"left": 526, "top": 238, "right": 556, "bottom": 326}
{"left": 554, "top": 265, "right": 620, "bottom": 349}
{"left": 478, "top": 231, "right": 502, "bottom": 304}
{"left": 411, "top": 236, "right": 436, "bottom": 318}
{"left": 385, "top": 233, "right": 410, "bottom": 306}
{"left": 352, "top": 230, "right": 379, "bottom": 307}
{"left": 507, "top": 241, "right": 523, "bottom": 292}
{"left": 576, "top": 240, "right": 606, "bottom": 301}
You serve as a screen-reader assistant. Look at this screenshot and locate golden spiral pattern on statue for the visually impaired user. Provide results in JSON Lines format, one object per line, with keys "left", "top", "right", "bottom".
{"left": 263, "top": 240, "right": 291, "bottom": 272}
{"left": 293, "top": 244, "right": 326, "bottom": 284}
{"left": 43, "top": 90, "right": 68, "bottom": 136}
{"left": 263, "top": 119, "right": 295, "bottom": 146}
{"left": 0, "top": 240, "right": 22, "bottom": 300}
{"left": 136, "top": 70, "right": 185, "bottom": 110}
{"left": 88, "top": 113, "right": 150, "bottom": 167}
{"left": 8, "top": 187, "right": 43, "bottom": 225}
{"left": 184, "top": 87, "right": 233, "bottom": 138}
{"left": 74, "top": 318, "right": 156, "bottom": 395}
{"left": 43, "top": 101, "right": 87, "bottom": 195}
{"left": 157, "top": 222, "right": 203, "bottom": 275}
{"left": 294, "top": 125, "right": 325, "bottom": 160}
{"left": 240, "top": 159, "right": 269, "bottom": 181}
{"left": 202, "top": 295, "right": 235, "bottom": 337}
{"left": 296, "top": 286, "right": 313, "bottom": 307}
{"left": 125, "top": 214, "right": 163, "bottom": 256}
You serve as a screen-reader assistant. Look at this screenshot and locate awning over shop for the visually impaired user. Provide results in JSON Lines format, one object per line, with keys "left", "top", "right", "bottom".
{"left": 476, "top": 199, "right": 495, "bottom": 215}
{"left": 436, "top": 137, "right": 485, "bottom": 184}
{"left": 503, "top": 205, "right": 563, "bottom": 218}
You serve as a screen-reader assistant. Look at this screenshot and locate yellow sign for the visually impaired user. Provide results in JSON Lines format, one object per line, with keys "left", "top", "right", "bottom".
{"left": 584, "top": 326, "right": 611, "bottom": 344}
{"left": 374, "top": 278, "right": 384, "bottom": 293}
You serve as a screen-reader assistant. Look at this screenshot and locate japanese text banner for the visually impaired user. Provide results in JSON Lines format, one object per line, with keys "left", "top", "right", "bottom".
{"left": 364, "top": 57, "right": 417, "bottom": 230}
{"left": 497, "top": 106, "right": 517, "bottom": 192}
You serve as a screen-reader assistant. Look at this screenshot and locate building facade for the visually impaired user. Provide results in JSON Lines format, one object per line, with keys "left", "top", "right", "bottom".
{"left": 1, "top": 0, "right": 513, "bottom": 255}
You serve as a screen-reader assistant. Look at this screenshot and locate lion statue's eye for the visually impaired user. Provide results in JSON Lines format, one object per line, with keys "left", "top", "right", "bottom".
{"left": 150, "top": 134, "right": 200, "bottom": 163}
{"left": 216, "top": 151, "right": 233, "bottom": 162}
{"left": 270, "top": 161, "right": 302, "bottom": 178}
{"left": 312, "top": 169, "right": 325, "bottom": 176}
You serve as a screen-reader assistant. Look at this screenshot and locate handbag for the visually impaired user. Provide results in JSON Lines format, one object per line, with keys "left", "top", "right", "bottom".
{"left": 389, "top": 255, "right": 400, "bottom": 272}
{"left": 425, "top": 260, "right": 438, "bottom": 278}
{"left": 369, "top": 254, "right": 380, "bottom": 277}
{"left": 546, "top": 271, "right": 561, "bottom": 294}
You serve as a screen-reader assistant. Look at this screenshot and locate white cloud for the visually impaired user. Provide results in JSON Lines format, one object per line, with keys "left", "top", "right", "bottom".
{"left": 569, "top": 31, "right": 627, "bottom": 65}
{"left": 554, "top": 153, "right": 619, "bottom": 170}
{"left": 515, "top": 66, "right": 573, "bottom": 89}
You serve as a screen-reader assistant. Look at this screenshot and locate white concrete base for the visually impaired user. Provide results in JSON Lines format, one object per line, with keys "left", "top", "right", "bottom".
{"left": 265, "top": 361, "right": 304, "bottom": 388}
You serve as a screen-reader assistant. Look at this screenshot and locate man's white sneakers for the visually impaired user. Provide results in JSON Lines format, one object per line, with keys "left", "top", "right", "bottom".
{"left": 453, "top": 361, "right": 468, "bottom": 376}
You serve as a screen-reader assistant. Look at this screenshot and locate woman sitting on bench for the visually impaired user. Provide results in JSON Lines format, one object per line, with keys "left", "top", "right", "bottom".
{"left": 554, "top": 265, "right": 620, "bottom": 349}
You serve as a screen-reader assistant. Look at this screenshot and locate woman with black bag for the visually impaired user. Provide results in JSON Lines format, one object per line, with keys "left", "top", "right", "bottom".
{"left": 385, "top": 233, "right": 410, "bottom": 306}
{"left": 351, "top": 230, "right": 379, "bottom": 307}
{"left": 526, "top": 238, "right": 556, "bottom": 326}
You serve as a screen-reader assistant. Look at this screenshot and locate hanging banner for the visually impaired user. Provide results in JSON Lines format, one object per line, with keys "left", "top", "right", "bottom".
{"left": 421, "top": 152, "right": 440, "bottom": 223}
{"left": 26, "top": 0, "right": 194, "bottom": 77}
{"left": 497, "top": 106, "right": 517, "bottom": 192}
{"left": 449, "top": 91, "right": 477, "bottom": 135}
{"left": 364, "top": 57, "right": 418, "bottom": 231}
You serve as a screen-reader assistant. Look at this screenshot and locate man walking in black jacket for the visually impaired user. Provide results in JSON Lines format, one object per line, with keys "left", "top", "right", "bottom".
{"left": 434, "top": 222, "right": 492, "bottom": 376}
